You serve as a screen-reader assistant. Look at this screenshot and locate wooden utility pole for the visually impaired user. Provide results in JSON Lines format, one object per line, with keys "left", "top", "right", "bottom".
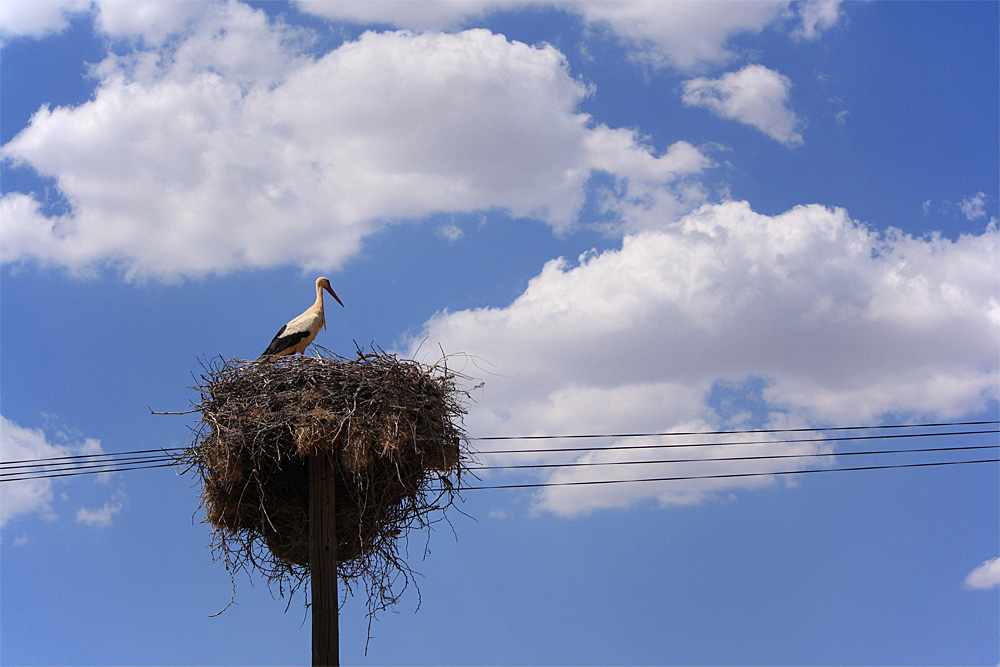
{"left": 309, "top": 453, "right": 339, "bottom": 666}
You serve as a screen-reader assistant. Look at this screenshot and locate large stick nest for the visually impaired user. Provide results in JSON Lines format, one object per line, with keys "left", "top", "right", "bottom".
{"left": 180, "top": 350, "right": 473, "bottom": 616}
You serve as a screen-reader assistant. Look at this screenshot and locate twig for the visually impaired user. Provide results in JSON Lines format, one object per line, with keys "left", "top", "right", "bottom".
{"left": 149, "top": 406, "right": 201, "bottom": 415}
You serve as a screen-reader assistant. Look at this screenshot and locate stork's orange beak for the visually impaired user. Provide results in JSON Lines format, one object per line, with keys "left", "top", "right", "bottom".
{"left": 325, "top": 283, "right": 344, "bottom": 307}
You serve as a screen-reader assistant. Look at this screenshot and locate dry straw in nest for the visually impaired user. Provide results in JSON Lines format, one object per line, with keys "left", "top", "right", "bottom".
{"left": 180, "top": 350, "right": 473, "bottom": 617}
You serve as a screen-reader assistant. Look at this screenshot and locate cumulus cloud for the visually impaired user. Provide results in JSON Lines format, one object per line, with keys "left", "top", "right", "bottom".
{"left": 297, "top": 1, "right": 843, "bottom": 71}
{"left": 76, "top": 488, "right": 125, "bottom": 528}
{"left": 436, "top": 223, "right": 465, "bottom": 242}
{"left": 571, "top": 0, "right": 785, "bottom": 70}
{"left": 959, "top": 192, "right": 990, "bottom": 221}
{"left": 0, "top": 0, "right": 214, "bottom": 42}
{"left": 92, "top": 0, "right": 214, "bottom": 46}
{"left": 2, "top": 1, "right": 846, "bottom": 68}
{"left": 0, "top": 0, "right": 89, "bottom": 40}
{"left": 295, "top": 0, "right": 509, "bottom": 31}
{"left": 407, "top": 201, "right": 1000, "bottom": 516}
{"left": 682, "top": 64, "right": 804, "bottom": 145}
{"left": 576, "top": 1, "right": 845, "bottom": 65}
{"left": 964, "top": 557, "right": 1000, "bottom": 590}
{"left": 2, "top": 7, "right": 710, "bottom": 280}
{"left": 0, "top": 415, "right": 106, "bottom": 527}
{"left": 792, "top": 0, "right": 844, "bottom": 40}
{"left": 297, "top": 1, "right": 798, "bottom": 71}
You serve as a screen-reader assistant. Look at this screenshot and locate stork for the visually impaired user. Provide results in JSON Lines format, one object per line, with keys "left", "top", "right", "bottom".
{"left": 259, "top": 277, "right": 344, "bottom": 358}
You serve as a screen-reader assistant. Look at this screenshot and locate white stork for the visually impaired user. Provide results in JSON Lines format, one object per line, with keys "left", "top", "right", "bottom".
{"left": 259, "top": 277, "right": 344, "bottom": 358}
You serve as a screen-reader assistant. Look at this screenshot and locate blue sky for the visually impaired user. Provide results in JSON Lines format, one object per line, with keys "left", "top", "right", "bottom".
{"left": 1, "top": 1, "right": 998, "bottom": 665}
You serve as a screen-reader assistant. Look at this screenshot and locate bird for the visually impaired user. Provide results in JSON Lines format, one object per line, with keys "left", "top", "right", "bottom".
{"left": 259, "top": 277, "right": 344, "bottom": 359}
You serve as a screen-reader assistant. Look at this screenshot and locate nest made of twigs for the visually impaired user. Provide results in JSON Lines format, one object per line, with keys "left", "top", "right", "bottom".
{"left": 180, "top": 349, "right": 472, "bottom": 615}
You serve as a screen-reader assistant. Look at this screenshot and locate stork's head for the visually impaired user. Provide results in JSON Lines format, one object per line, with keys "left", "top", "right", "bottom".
{"left": 317, "top": 277, "right": 344, "bottom": 307}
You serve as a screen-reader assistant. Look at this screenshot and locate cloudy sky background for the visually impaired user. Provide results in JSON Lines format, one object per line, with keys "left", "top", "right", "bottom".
{"left": 2, "top": 2, "right": 998, "bottom": 665}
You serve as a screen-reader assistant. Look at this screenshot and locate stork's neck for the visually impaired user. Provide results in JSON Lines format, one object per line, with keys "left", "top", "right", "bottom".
{"left": 314, "top": 282, "right": 327, "bottom": 328}
{"left": 314, "top": 283, "right": 326, "bottom": 313}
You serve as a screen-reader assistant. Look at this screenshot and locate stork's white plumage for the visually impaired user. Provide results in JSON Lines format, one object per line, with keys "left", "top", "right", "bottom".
{"left": 259, "top": 277, "right": 344, "bottom": 358}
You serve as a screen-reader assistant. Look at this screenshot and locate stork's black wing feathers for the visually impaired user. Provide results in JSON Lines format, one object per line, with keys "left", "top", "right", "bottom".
{"left": 259, "top": 325, "right": 310, "bottom": 358}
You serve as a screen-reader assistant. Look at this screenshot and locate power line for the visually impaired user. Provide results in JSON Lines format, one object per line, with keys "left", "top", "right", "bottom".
{"left": 7, "top": 419, "right": 991, "bottom": 468}
{"left": 8, "top": 427, "right": 992, "bottom": 474}
{"left": 0, "top": 461, "right": 180, "bottom": 481}
{"left": 0, "top": 447, "right": 184, "bottom": 467}
{"left": 0, "top": 449, "right": 181, "bottom": 482}
{"left": 4, "top": 439, "right": 996, "bottom": 483}
{"left": 6, "top": 456, "right": 995, "bottom": 487}
{"left": 469, "top": 420, "right": 1000, "bottom": 442}
{"left": 464, "top": 458, "right": 1000, "bottom": 490}
{"left": 1, "top": 453, "right": 176, "bottom": 472}
{"left": 0, "top": 453, "right": 180, "bottom": 481}
{"left": 4, "top": 420, "right": 995, "bottom": 467}
{"left": 468, "top": 443, "right": 999, "bottom": 471}
{"left": 2, "top": 421, "right": 996, "bottom": 483}
{"left": 478, "top": 428, "right": 998, "bottom": 455}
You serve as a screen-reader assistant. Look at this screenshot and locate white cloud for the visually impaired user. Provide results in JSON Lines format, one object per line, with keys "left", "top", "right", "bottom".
{"left": 0, "top": 0, "right": 89, "bottom": 40}
{"left": 300, "top": 1, "right": 789, "bottom": 71}
{"left": 792, "top": 0, "right": 844, "bottom": 40}
{"left": 436, "top": 223, "right": 465, "bottom": 242}
{"left": 76, "top": 499, "right": 122, "bottom": 527}
{"left": 0, "top": 0, "right": 213, "bottom": 43}
{"left": 295, "top": 0, "right": 509, "bottom": 31}
{"left": 964, "top": 557, "right": 1000, "bottom": 590}
{"left": 2, "top": 11, "right": 710, "bottom": 280}
{"left": 571, "top": 0, "right": 785, "bottom": 70}
{"left": 1, "top": 416, "right": 67, "bottom": 526}
{"left": 408, "top": 201, "right": 1000, "bottom": 516}
{"left": 90, "top": 1, "right": 312, "bottom": 87}
{"left": 0, "top": 415, "right": 105, "bottom": 527}
{"left": 296, "top": 1, "right": 844, "bottom": 71}
{"left": 959, "top": 192, "right": 989, "bottom": 221}
{"left": 682, "top": 64, "right": 804, "bottom": 145}
{"left": 93, "top": 0, "right": 214, "bottom": 46}
{"left": 2, "top": 0, "right": 846, "bottom": 70}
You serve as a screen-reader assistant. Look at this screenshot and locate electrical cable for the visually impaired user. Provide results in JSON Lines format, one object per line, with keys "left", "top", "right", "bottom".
{"left": 2, "top": 461, "right": 181, "bottom": 481}
{"left": 3, "top": 420, "right": 995, "bottom": 467}
{"left": 0, "top": 455, "right": 179, "bottom": 480}
{"left": 464, "top": 458, "right": 1000, "bottom": 490}
{"left": 477, "top": 428, "right": 998, "bottom": 455}
{"left": 468, "top": 443, "right": 999, "bottom": 471}
{"left": 8, "top": 427, "right": 991, "bottom": 474}
{"left": 8, "top": 422, "right": 998, "bottom": 470}
{"left": 2, "top": 421, "right": 996, "bottom": 483}
{"left": 469, "top": 419, "right": 1000, "bottom": 442}
{"left": 0, "top": 447, "right": 185, "bottom": 467}
{"left": 4, "top": 439, "right": 996, "bottom": 483}
{"left": 4, "top": 420, "right": 996, "bottom": 467}
{"left": 1, "top": 453, "right": 176, "bottom": 472}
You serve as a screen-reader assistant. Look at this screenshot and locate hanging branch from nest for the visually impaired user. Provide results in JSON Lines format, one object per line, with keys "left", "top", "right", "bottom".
{"left": 177, "top": 349, "right": 476, "bottom": 621}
